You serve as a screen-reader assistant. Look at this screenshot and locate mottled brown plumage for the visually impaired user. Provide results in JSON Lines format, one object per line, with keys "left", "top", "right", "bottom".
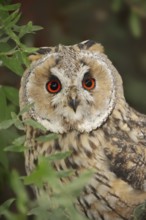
{"left": 19, "top": 40, "right": 146, "bottom": 220}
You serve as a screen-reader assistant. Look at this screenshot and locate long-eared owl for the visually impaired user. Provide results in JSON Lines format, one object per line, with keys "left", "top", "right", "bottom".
{"left": 19, "top": 40, "right": 146, "bottom": 220}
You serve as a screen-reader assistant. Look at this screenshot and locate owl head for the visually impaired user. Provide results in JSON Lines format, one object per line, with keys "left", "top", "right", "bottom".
{"left": 19, "top": 40, "right": 124, "bottom": 133}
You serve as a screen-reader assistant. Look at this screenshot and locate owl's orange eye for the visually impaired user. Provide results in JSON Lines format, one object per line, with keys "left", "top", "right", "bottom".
{"left": 82, "top": 78, "right": 96, "bottom": 90}
{"left": 46, "top": 79, "right": 61, "bottom": 93}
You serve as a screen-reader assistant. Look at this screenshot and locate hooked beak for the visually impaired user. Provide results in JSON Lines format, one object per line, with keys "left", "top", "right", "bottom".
{"left": 68, "top": 98, "right": 80, "bottom": 112}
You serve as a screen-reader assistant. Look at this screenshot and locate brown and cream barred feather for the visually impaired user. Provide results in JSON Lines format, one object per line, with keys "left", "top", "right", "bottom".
{"left": 20, "top": 40, "right": 146, "bottom": 220}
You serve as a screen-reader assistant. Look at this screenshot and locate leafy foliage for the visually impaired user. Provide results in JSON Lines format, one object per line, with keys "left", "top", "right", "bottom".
{"left": 0, "top": 3, "right": 90, "bottom": 220}
{"left": 0, "top": 2, "right": 42, "bottom": 75}
{"left": 133, "top": 201, "right": 146, "bottom": 220}
{"left": 24, "top": 155, "right": 91, "bottom": 220}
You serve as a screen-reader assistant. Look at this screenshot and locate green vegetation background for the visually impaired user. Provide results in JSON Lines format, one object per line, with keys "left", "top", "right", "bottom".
{"left": 0, "top": 0, "right": 146, "bottom": 220}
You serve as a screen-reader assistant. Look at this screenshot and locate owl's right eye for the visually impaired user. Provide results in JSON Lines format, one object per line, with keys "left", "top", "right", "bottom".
{"left": 46, "top": 79, "right": 62, "bottom": 93}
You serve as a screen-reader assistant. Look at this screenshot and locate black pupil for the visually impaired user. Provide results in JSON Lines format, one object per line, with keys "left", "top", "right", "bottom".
{"left": 85, "top": 79, "right": 92, "bottom": 87}
{"left": 50, "top": 81, "right": 59, "bottom": 90}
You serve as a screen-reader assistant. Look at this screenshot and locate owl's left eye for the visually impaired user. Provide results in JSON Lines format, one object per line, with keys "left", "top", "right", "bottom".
{"left": 46, "top": 79, "right": 61, "bottom": 93}
{"left": 82, "top": 78, "right": 96, "bottom": 90}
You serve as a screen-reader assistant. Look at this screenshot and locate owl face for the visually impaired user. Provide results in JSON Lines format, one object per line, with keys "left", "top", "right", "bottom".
{"left": 20, "top": 40, "right": 117, "bottom": 133}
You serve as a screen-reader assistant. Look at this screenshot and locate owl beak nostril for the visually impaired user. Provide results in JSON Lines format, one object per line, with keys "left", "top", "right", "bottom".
{"left": 68, "top": 99, "right": 80, "bottom": 112}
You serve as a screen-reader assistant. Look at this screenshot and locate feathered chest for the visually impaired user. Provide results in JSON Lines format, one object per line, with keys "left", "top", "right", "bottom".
{"left": 24, "top": 126, "right": 146, "bottom": 220}
{"left": 25, "top": 127, "right": 108, "bottom": 173}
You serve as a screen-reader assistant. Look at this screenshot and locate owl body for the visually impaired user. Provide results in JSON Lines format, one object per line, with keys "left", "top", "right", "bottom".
{"left": 19, "top": 40, "right": 146, "bottom": 220}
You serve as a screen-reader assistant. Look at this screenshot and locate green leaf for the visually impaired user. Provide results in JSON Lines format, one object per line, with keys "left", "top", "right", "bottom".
{"left": 0, "top": 53, "right": 24, "bottom": 75}
{"left": 11, "top": 112, "right": 24, "bottom": 130}
{"left": 5, "top": 104, "right": 17, "bottom": 120}
{"left": 19, "top": 103, "right": 34, "bottom": 115}
{"left": 18, "top": 50, "right": 30, "bottom": 67}
{"left": 46, "top": 151, "right": 71, "bottom": 161}
{"left": 14, "top": 119, "right": 24, "bottom": 130}
{"left": 28, "top": 206, "right": 51, "bottom": 220}
{"left": 133, "top": 200, "right": 146, "bottom": 220}
{"left": 24, "top": 119, "right": 47, "bottom": 132}
{"left": 11, "top": 111, "right": 18, "bottom": 120}
{"left": 30, "top": 24, "right": 43, "bottom": 32}
{"left": 20, "top": 44, "right": 38, "bottom": 53}
{"left": 3, "top": 9, "right": 21, "bottom": 29}
{"left": 0, "top": 42, "right": 11, "bottom": 52}
{"left": 12, "top": 135, "right": 25, "bottom": 146}
{"left": 129, "top": 11, "right": 141, "bottom": 37}
{"left": 36, "top": 133, "right": 58, "bottom": 142}
{"left": 18, "top": 21, "right": 43, "bottom": 38}
{"left": 62, "top": 171, "right": 93, "bottom": 197}
{"left": 57, "top": 169, "right": 73, "bottom": 178}
{"left": 15, "top": 50, "right": 29, "bottom": 69}
{"left": 0, "top": 146, "right": 9, "bottom": 170}
{"left": 10, "top": 170, "right": 29, "bottom": 214}
{"left": 0, "top": 126, "right": 19, "bottom": 147}
{"left": 3, "top": 86, "right": 19, "bottom": 106}
{"left": 5, "top": 28, "right": 21, "bottom": 46}
{"left": 24, "top": 157, "right": 53, "bottom": 187}
{"left": 4, "top": 144, "right": 25, "bottom": 152}
{"left": 0, "top": 198, "right": 15, "bottom": 215}
{"left": 0, "top": 86, "right": 7, "bottom": 121}
{"left": 0, "top": 119, "right": 15, "bottom": 130}
{"left": 0, "top": 4, "right": 20, "bottom": 11}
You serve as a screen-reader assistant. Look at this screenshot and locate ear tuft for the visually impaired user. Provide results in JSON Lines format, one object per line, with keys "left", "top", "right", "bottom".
{"left": 78, "top": 40, "right": 104, "bottom": 53}
{"left": 37, "top": 47, "right": 52, "bottom": 54}
{"left": 28, "top": 47, "right": 52, "bottom": 62}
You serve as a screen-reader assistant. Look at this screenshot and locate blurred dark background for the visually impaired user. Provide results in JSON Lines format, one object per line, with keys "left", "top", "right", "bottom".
{"left": 1, "top": 0, "right": 146, "bottom": 215}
